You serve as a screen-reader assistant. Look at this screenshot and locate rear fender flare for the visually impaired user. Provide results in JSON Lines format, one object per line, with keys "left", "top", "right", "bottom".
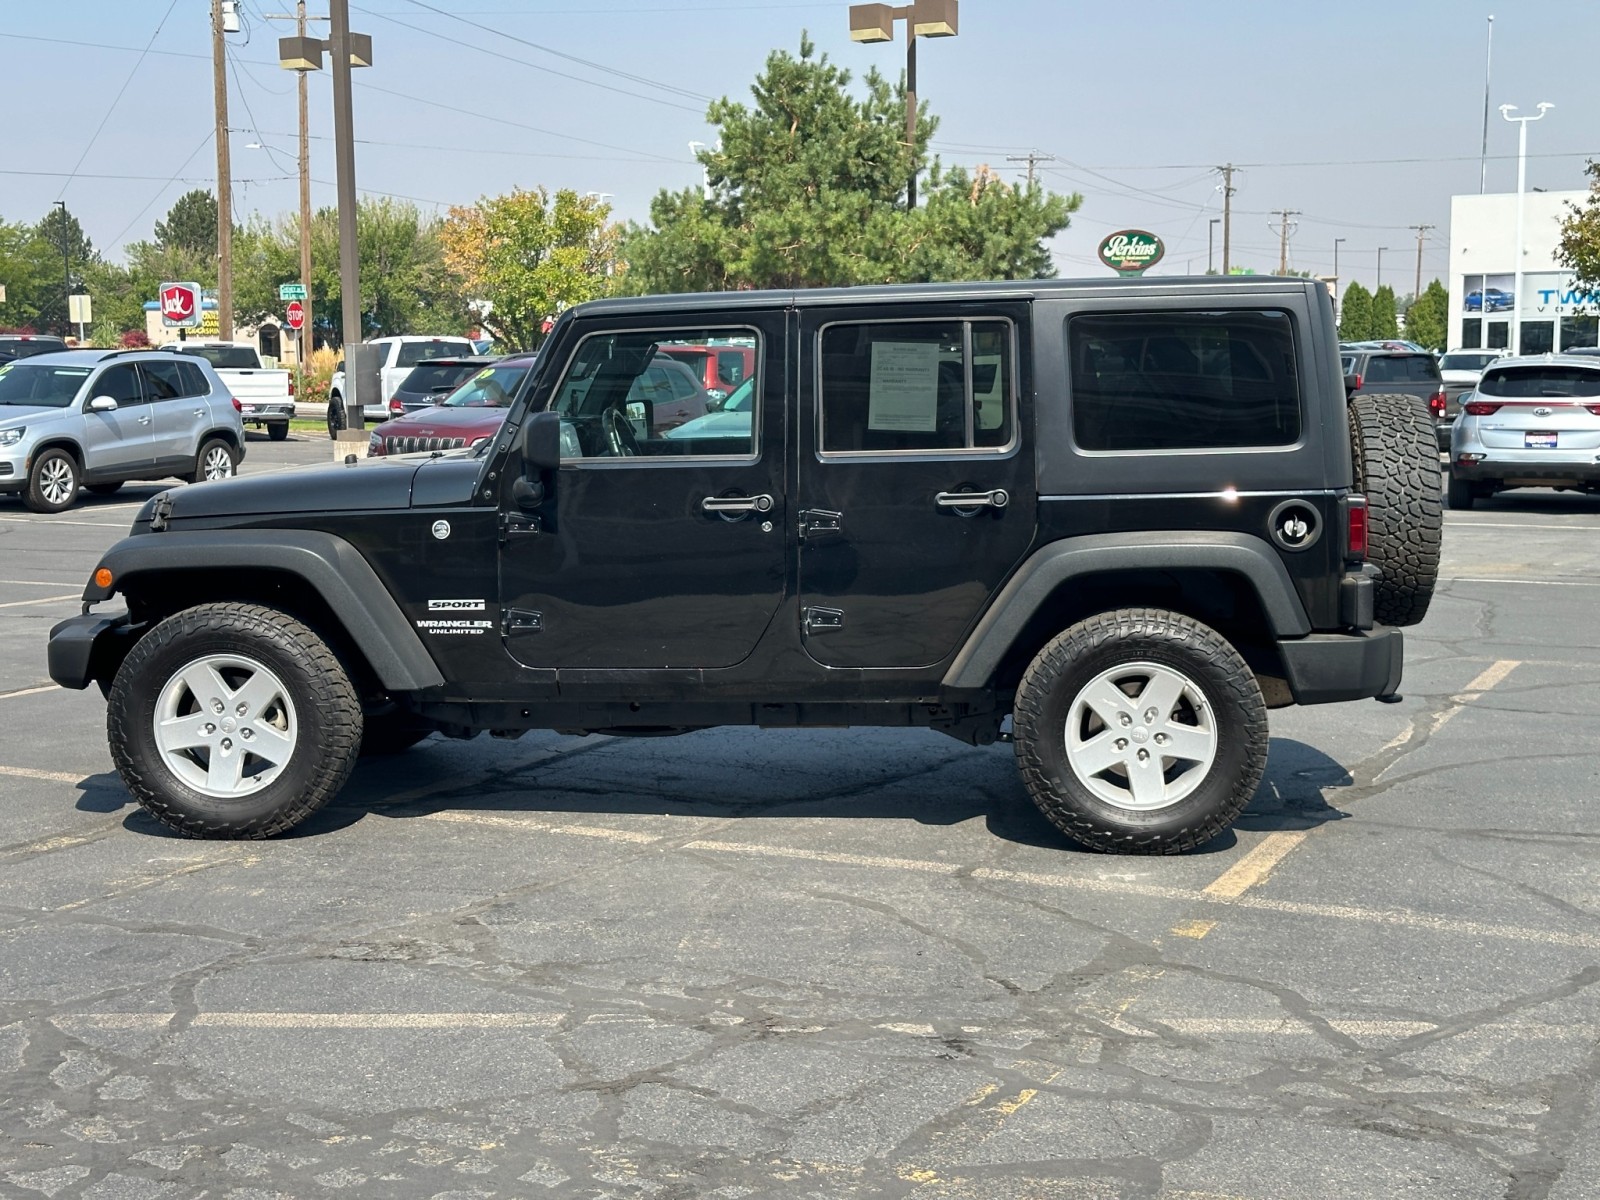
{"left": 942, "top": 531, "right": 1312, "bottom": 689}
{"left": 86, "top": 530, "right": 445, "bottom": 692}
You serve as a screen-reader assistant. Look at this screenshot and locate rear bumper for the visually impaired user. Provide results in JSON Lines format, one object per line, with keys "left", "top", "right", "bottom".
{"left": 1278, "top": 626, "right": 1403, "bottom": 705}
{"left": 1452, "top": 455, "right": 1600, "bottom": 485}
{"left": 47, "top": 611, "right": 135, "bottom": 691}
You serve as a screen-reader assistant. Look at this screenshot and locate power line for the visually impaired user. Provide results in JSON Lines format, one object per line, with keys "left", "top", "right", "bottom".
{"left": 54, "top": 0, "right": 182, "bottom": 203}
{"left": 103, "top": 132, "right": 218, "bottom": 250}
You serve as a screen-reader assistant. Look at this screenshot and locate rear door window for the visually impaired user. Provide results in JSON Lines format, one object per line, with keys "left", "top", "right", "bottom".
{"left": 140, "top": 360, "right": 187, "bottom": 401}
{"left": 1067, "top": 310, "right": 1301, "bottom": 451}
{"left": 395, "top": 340, "right": 472, "bottom": 367}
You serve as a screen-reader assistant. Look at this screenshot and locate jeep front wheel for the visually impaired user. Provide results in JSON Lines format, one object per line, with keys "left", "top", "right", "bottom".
{"left": 1012, "top": 609, "right": 1268, "bottom": 855}
{"left": 107, "top": 603, "right": 363, "bottom": 838}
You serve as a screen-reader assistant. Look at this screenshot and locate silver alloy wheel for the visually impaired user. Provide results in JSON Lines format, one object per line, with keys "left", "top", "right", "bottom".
{"left": 38, "top": 457, "right": 76, "bottom": 507}
{"left": 201, "top": 446, "right": 235, "bottom": 481}
{"left": 1064, "top": 660, "right": 1217, "bottom": 812}
{"left": 153, "top": 654, "right": 298, "bottom": 798}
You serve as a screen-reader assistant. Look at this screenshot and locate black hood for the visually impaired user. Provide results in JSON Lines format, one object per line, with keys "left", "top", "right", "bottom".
{"left": 145, "top": 457, "right": 425, "bottom": 522}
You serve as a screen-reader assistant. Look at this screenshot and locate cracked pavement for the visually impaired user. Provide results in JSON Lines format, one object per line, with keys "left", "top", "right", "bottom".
{"left": 2, "top": 442, "right": 1598, "bottom": 1199}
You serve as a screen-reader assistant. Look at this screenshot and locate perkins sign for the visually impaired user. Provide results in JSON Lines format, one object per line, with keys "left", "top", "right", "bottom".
{"left": 1098, "top": 230, "right": 1165, "bottom": 274}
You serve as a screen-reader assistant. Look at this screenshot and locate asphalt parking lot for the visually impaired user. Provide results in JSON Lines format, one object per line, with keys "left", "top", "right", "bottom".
{"left": 2, "top": 434, "right": 1599, "bottom": 1199}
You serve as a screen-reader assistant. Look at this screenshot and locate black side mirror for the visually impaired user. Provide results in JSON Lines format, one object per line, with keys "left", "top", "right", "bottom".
{"left": 523, "top": 410, "right": 562, "bottom": 473}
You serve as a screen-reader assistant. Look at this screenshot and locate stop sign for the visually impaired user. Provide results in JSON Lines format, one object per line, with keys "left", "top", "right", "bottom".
{"left": 285, "top": 300, "right": 305, "bottom": 331}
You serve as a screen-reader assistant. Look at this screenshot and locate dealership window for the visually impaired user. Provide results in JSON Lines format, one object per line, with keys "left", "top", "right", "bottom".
{"left": 548, "top": 328, "right": 759, "bottom": 460}
{"left": 1068, "top": 310, "right": 1301, "bottom": 451}
{"left": 1485, "top": 321, "right": 1510, "bottom": 350}
{"left": 1562, "top": 317, "right": 1599, "bottom": 350}
{"left": 1520, "top": 320, "right": 1555, "bottom": 356}
{"left": 1460, "top": 319, "right": 1483, "bottom": 350}
{"left": 818, "top": 320, "right": 1015, "bottom": 455}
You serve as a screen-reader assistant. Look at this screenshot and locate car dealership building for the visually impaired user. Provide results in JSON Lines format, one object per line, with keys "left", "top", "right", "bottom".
{"left": 1448, "top": 188, "right": 1598, "bottom": 354}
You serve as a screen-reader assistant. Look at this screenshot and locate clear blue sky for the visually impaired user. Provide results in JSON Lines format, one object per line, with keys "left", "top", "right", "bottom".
{"left": 3, "top": 0, "right": 1597, "bottom": 292}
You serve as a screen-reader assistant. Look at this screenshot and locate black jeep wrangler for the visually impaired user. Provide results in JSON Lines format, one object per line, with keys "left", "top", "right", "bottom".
{"left": 48, "top": 277, "right": 1442, "bottom": 853}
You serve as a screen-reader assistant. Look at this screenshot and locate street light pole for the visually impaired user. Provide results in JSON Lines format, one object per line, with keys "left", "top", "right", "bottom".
{"left": 296, "top": 0, "right": 315, "bottom": 362}
{"left": 1501, "top": 102, "right": 1553, "bottom": 356}
{"left": 849, "top": 1, "right": 959, "bottom": 211}
{"left": 1208, "top": 218, "right": 1219, "bottom": 274}
{"left": 1377, "top": 246, "right": 1388, "bottom": 291}
{"left": 328, "top": 0, "right": 362, "bottom": 428}
{"left": 52, "top": 200, "right": 70, "bottom": 338}
{"left": 1333, "top": 237, "right": 1345, "bottom": 288}
{"left": 211, "top": 0, "right": 235, "bottom": 340}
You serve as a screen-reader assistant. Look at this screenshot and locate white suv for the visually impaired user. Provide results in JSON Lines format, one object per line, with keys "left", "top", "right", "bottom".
{"left": 0, "top": 350, "right": 244, "bottom": 513}
{"left": 326, "top": 335, "right": 475, "bottom": 434}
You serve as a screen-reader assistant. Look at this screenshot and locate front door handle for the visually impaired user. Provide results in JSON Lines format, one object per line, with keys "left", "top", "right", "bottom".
{"left": 701, "top": 493, "right": 774, "bottom": 515}
{"left": 935, "top": 488, "right": 1009, "bottom": 510}
{"left": 137, "top": 415, "right": 152, "bottom": 425}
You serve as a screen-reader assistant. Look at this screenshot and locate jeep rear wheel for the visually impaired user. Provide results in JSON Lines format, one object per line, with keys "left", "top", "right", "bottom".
{"left": 1012, "top": 609, "right": 1268, "bottom": 855}
{"left": 107, "top": 603, "right": 362, "bottom": 838}
{"left": 1349, "top": 392, "right": 1443, "bottom": 626}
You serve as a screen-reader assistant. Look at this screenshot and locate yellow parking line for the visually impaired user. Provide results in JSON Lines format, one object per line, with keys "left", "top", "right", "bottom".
{"left": 0, "top": 764, "right": 81, "bottom": 784}
{"left": 0, "top": 592, "right": 79, "bottom": 609}
{"left": 0, "top": 685, "right": 57, "bottom": 701}
{"left": 1202, "top": 831, "right": 1309, "bottom": 899}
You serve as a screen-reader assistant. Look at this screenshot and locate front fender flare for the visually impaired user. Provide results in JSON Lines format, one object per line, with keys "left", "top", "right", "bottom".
{"left": 85, "top": 530, "right": 446, "bottom": 692}
{"left": 942, "top": 531, "right": 1312, "bottom": 689}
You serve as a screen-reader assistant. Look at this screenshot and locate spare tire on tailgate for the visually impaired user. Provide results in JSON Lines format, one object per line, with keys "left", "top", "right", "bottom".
{"left": 1348, "top": 391, "right": 1443, "bottom": 627}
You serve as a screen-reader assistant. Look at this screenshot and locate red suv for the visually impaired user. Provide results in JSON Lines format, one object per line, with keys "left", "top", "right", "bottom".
{"left": 367, "top": 356, "right": 538, "bottom": 456}
{"left": 657, "top": 342, "right": 754, "bottom": 404}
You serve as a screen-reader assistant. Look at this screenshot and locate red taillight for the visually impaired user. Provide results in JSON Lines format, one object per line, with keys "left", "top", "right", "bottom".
{"left": 1428, "top": 388, "right": 1447, "bottom": 417}
{"left": 1347, "top": 497, "right": 1368, "bottom": 560}
{"left": 1586, "top": 404, "right": 1600, "bottom": 416}
{"left": 1464, "top": 400, "right": 1501, "bottom": 416}
{"left": 388, "top": 398, "right": 404, "bottom": 414}
{"left": 1350, "top": 374, "right": 1363, "bottom": 391}
{"left": 230, "top": 397, "right": 242, "bottom": 413}
{"left": 288, "top": 378, "right": 296, "bottom": 397}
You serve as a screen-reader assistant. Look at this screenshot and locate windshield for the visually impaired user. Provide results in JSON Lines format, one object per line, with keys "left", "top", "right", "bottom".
{"left": 399, "top": 362, "right": 477, "bottom": 394}
{"left": 720, "top": 377, "right": 755, "bottom": 412}
{"left": 395, "top": 340, "right": 473, "bottom": 368}
{"left": 170, "top": 344, "right": 259, "bottom": 369}
{"left": 1479, "top": 366, "right": 1600, "bottom": 399}
{"left": 1440, "top": 353, "right": 1500, "bottom": 372}
{"left": 443, "top": 364, "right": 529, "bottom": 408}
{"left": 0, "top": 362, "right": 91, "bottom": 407}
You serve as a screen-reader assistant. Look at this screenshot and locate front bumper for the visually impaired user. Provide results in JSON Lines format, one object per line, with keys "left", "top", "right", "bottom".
{"left": 1278, "top": 626, "right": 1403, "bottom": 705}
{"left": 47, "top": 611, "right": 137, "bottom": 691}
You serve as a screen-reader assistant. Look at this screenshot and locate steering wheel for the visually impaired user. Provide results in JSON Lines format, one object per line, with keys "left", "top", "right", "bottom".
{"left": 602, "top": 407, "right": 639, "bottom": 457}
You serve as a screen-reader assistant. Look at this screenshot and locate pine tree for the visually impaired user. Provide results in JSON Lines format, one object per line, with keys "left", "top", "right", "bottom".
{"left": 1339, "top": 282, "right": 1373, "bottom": 341}
{"left": 1371, "top": 285, "right": 1399, "bottom": 339}
{"left": 1401, "top": 280, "right": 1449, "bottom": 351}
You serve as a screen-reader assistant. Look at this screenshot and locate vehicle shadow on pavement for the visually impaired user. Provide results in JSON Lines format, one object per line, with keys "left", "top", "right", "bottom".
{"left": 1232, "top": 738, "right": 1353, "bottom": 834}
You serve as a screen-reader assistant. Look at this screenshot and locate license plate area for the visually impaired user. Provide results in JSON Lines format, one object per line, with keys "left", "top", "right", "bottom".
{"left": 1525, "top": 431, "right": 1558, "bottom": 449}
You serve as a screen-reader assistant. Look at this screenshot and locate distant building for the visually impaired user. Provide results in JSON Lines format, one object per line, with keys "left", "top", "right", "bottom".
{"left": 141, "top": 298, "right": 302, "bottom": 366}
{"left": 1448, "top": 189, "right": 1598, "bottom": 353}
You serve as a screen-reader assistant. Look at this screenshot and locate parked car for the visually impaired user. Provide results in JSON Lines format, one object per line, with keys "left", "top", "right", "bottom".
{"left": 160, "top": 340, "right": 294, "bottom": 440}
{"left": 1438, "top": 348, "right": 1509, "bottom": 408}
{"left": 1563, "top": 345, "right": 1600, "bottom": 357}
{"left": 1446, "top": 354, "right": 1600, "bottom": 508}
{"left": 656, "top": 342, "right": 755, "bottom": 405}
{"left": 662, "top": 376, "right": 755, "bottom": 441}
{"left": 1342, "top": 348, "right": 1449, "bottom": 448}
{"left": 0, "top": 334, "right": 69, "bottom": 364}
{"left": 367, "top": 356, "right": 538, "bottom": 457}
{"left": 1465, "top": 288, "right": 1514, "bottom": 313}
{"left": 386, "top": 356, "right": 500, "bottom": 418}
{"left": 327, "top": 335, "right": 477, "bottom": 434}
{"left": 0, "top": 349, "right": 244, "bottom": 513}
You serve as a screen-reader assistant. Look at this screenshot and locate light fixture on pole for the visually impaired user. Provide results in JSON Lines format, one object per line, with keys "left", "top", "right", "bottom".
{"left": 278, "top": 1, "right": 373, "bottom": 430}
{"left": 1501, "top": 101, "right": 1553, "bottom": 355}
{"left": 848, "top": 0, "right": 959, "bottom": 210}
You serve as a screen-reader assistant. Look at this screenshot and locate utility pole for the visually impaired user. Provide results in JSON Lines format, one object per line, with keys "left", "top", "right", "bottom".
{"left": 1377, "top": 247, "right": 1388, "bottom": 291}
{"left": 211, "top": 0, "right": 235, "bottom": 340}
{"left": 1216, "top": 164, "right": 1237, "bottom": 274}
{"left": 1409, "top": 223, "right": 1434, "bottom": 301}
{"left": 329, "top": 0, "right": 362, "bottom": 424}
{"left": 1005, "top": 150, "right": 1054, "bottom": 187}
{"left": 266, "top": 4, "right": 324, "bottom": 363}
{"left": 1271, "top": 209, "right": 1301, "bottom": 275}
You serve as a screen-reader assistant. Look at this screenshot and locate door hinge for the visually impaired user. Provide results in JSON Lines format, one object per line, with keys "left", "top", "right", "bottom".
{"left": 502, "top": 607, "right": 543, "bottom": 634}
{"left": 499, "top": 510, "right": 541, "bottom": 542}
{"left": 149, "top": 494, "right": 174, "bottom": 532}
{"left": 802, "top": 606, "right": 845, "bottom": 634}
{"left": 798, "top": 509, "right": 843, "bottom": 541}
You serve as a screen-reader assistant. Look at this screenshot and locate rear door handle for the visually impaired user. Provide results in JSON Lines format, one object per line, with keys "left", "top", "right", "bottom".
{"left": 936, "top": 489, "right": 1009, "bottom": 510}
{"left": 701, "top": 494, "right": 774, "bottom": 515}
{"left": 192, "top": 409, "right": 205, "bottom": 417}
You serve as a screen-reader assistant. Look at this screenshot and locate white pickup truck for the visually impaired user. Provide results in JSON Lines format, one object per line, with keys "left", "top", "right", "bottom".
{"left": 161, "top": 341, "right": 295, "bottom": 441}
{"left": 326, "top": 335, "right": 476, "bottom": 433}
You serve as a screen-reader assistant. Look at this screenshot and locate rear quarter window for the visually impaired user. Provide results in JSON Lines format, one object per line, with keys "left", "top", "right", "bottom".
{"left": 1067, "top": 310, "right": 1302, "bottom": 451}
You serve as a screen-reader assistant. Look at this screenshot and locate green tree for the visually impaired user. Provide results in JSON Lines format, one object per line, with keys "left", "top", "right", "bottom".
{"left": 623, "top": 36, "right": 1079, "bottom": 293}
{"left": 1339, "top": 282, "right": 1373, "bottom": 340}
{"left": 232, "top": 198, "right": 464, "bottom": 343}
{"left": 440, "top": 187, "right": 623, "bottom": 351}
{"left": 0, "top": 217, "right": 53, "bottom": 331}
{"left": 1401, "top": 279, "right": 1449, "bottom": 351}
{"left": 11, "top": 205, "right": 97, "bottom": 335}
{"left": 153, "top": 190, "right": 218, "bottom": 256}
{"left": 1371, "top": 285, "right": 1399, "bottom": 339}
{"left": 1557, "top": 159, "right": 1600, "bottom": 290}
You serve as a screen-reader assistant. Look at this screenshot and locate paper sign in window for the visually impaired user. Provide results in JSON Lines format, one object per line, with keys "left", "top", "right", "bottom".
{"left": 868, "top": 341, "right": 940, "bottom": 432}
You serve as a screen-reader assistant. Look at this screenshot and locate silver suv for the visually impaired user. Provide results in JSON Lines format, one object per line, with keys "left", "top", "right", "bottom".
{"left": 1447, "top": 354, "right": 1600, "bottom": 509}
{"left": 0, "top": 350, "right": 245, "bottom": 513}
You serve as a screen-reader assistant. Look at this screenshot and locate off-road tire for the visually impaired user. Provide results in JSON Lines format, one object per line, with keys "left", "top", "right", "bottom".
{"left": 326, "top": 395, "right": 344, "bottom": 440}
{"left": 23, "top": 447, "right": 80, "bottom": 513}
{"left": 1013, "top": 608, "right": 1268, "bottom": 855}
{"left": 107, "top": 603, "right": 363, "bottom": 839}
{"left": 1349, "top": 392, "right": 1443, "bottom": 627}
{"left": 267, "top": 422, "right": 289, "bottom": 442}
{"left": 86, "top": 482, "right": 124, "bottom": 497}
{"left": 1445, "top": 471, "right": 1475, "bottom": 510}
